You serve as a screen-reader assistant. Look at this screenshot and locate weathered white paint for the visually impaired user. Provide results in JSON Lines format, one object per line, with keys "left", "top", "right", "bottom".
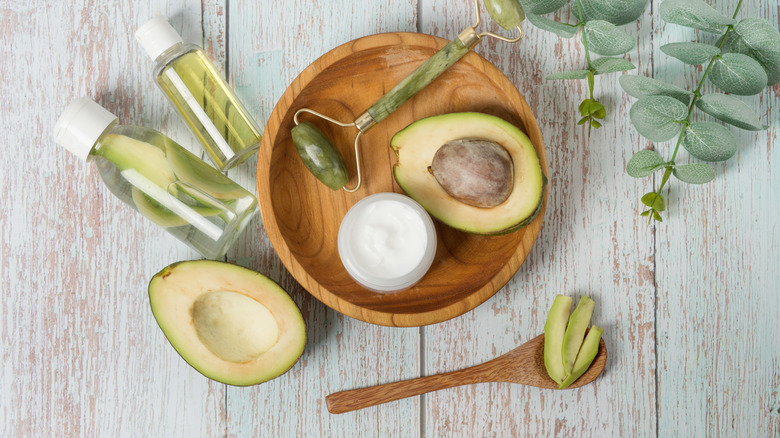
{"left": 1, "top": 0, "right": 778, "bottom": 436}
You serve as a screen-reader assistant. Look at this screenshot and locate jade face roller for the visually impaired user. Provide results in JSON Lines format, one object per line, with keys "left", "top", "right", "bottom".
{"left": 291, "top": 0, "right": 526, "bottom": 192}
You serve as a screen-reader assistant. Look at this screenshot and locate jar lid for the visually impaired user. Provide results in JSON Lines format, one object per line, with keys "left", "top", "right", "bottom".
{"left": 53, "top": 97, "right": 117, "bottom": 161}
{"left": 337, "top": 193, "right": 437, "bottom": 293}
{"left": 136, "top": 16, "right": 184, "bottom": 61}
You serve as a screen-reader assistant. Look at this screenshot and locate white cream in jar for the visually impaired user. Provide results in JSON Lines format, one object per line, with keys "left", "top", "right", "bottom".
{"left": 337, "top": 193, "right": 437, "bottom": 293}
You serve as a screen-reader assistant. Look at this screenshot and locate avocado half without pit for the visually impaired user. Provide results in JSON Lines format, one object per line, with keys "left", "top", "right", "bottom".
{"left": 148, "top": 260, "right": 306, "bottom": 386}
{"left": 391, "top": 112, "right": 546, "bottom": 235}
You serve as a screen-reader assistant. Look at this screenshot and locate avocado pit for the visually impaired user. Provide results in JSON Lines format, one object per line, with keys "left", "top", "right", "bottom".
{"left": 430, "top": 138, "right": 514, "bottom": 208}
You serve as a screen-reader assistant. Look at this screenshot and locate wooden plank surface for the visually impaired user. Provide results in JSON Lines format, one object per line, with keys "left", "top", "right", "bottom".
{"left": 653, "top": 0, "right": 780, "bottom": 436}
{"left": 0, "top": 1, "right": 226, "bottom": 436}
{"left": 1, "top": 0, "right": 779, "bottom": 436}
{"left": 419, "top": 1, "right": 657, "bottom": 436}
{"left": 222, "top": 1, "right": 423, "bottom": 437}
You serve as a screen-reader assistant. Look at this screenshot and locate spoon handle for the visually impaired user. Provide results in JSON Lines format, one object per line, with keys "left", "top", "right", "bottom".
{"left": 325, "top": 362, "right": 497, "bottom": 414}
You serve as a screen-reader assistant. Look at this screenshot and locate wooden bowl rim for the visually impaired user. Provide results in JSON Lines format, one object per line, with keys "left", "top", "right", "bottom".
{"left": 257, "top": 32, "right": 548, "bottom": 327}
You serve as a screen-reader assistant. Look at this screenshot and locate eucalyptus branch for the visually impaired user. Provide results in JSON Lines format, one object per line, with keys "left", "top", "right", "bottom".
{"left": 524, "top": 0, "right": 644, "bottom": 132}
{"left": 622, "top": 0, "right": 775, "bottom": 222}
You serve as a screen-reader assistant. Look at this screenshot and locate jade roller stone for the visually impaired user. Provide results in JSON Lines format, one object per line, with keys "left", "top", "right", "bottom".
{"left": 291, "top": 121, "right": 349, "bottom": 191}
{"left": 484, "top": 0, "right": 525, "bottom": 30}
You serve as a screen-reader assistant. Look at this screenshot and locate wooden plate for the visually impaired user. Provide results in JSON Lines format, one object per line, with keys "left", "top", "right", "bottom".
{"left": 258, "top": 32, "right": 548, "bottom": 327}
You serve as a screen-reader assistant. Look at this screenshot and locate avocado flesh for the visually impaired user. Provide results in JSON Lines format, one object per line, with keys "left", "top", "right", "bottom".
{"left": 391, "top": 112, "right": 545, "bottom": 235}
{"left": 191, "top": 290, "right": 279, "bottom": 363}
{"left": 543, "top": 295, "right": 573, "bottom": 384}
{"left": 561, "top": 296, "right": 596, "bottom": 376}
{"left": 164, "top": 137, "right": 248, "bottom": 200}
{"left": 95, "top": 134, "right": 176, "bottom": 191}
{"left": 148, "top": 260, "right": 306, "bottom": 386}
{"left": 559, "top": 326, "right": 603, "bottom": 389}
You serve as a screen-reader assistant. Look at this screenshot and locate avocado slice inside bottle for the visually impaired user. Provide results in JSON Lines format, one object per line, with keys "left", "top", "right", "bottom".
{"left": 543, "top": 295, "right": 573, "bottom": 384}
{"left": 164, "top": 137, "right": 249, "bottom": 200}
{"left": 96, "top": 134, "right": 223, "bottom": 228}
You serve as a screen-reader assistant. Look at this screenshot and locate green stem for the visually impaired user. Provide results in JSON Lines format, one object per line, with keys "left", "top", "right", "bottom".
{"left": 646, "top": 0, "right": 745, "bottom": 220}
{"left": 576, "top": 0, "right": 592, "bottom": 68}
{"left": 667, "top": 0, "right": 744, "bottom": 164}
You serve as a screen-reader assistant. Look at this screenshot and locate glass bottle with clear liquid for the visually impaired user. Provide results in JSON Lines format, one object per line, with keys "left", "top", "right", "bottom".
{"left": 136, "top": 16, "right": 262, "bottom": 171}
{"left": 54, "top": 97, "right": 257, "bottom": 259}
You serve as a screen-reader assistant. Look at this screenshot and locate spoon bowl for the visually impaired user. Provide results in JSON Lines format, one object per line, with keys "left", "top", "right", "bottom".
{"left": 325, "top": 333, "right": 607, "bottom": 414}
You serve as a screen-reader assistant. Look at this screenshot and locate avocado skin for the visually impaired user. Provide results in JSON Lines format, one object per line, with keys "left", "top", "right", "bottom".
{"left": 292, "top": 121, "right": 349, "bottom": 190}
{"left": 544, "top": 295, "right": 573, "bottom": 384}
{"left": 559, "top": 326, "right": 604, "bottom": 389}
{"left": 148, "top": 260, "right": 306, "bottom": 386}
{"left": 391, "top": 112, "right": 546, "bottom": 235}
{"left": 486, "top": 174, "right": 547, "bottom": 235}
{"left": 561, "top": 296, "right": 596, "bottom": 377}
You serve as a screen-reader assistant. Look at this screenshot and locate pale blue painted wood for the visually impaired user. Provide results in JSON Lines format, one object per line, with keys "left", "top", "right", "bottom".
{"left": 419, "top": 1, "right": 658, "bottom": 436}
{"left": 0, "top": 1, "right": 226, "bottom": 436}
{"left": 223, "top": 1, "right": 423, "bottom": 437}
{"left": 653, "top": 0, "right": 780, "bottom": 436}
{"left": 1, "top": 0, "right": 779, "bottom": 436}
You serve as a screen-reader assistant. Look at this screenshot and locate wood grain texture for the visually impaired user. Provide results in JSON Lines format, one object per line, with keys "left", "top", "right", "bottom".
{"left": 0, "top": 1, "right": 226, "bottom": 437}
{"left": 223, "top": 2, "right": 424, "bottom": 437}
{"left": 653, "top": 0, "right": 780, "bottom": 436}
{"left": 326, "top": 334, "right": 606, "bottom": 414}
{"left": 1, "top": 0, "right": 779, "bottom": 437}
{"left": 419, "top": 1, "right": 658, "bottom": 436}
{"left": 257, "top": 32, "right": 547, "bottom": 326}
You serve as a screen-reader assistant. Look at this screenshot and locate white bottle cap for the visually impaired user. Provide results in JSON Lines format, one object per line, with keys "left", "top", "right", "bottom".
{"left": 136, "top": 16, "right": 184, "bottom": 61}
{"left": 53, "top": 97, "right": 118, "bottom": 161}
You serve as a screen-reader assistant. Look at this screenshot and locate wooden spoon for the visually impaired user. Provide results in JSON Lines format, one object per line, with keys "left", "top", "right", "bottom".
{"left": 325, "top": 333, "right": 606, "bottom": 414}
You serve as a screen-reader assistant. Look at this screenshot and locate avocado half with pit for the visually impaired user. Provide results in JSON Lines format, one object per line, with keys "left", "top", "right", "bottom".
{"left": 391, "top": 112, "right": 546, "bottom": 235}
{"left": 148, "top": 260, "right": 306, "bottom": 386}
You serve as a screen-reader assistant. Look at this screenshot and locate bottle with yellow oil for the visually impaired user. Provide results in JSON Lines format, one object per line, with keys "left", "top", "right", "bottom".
{"left": 136, "top": 16, "right": 262, "bottom": 171}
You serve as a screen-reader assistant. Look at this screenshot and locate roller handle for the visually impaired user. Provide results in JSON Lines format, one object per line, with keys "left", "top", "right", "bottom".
{"left": 365, "top": 37, "right": 472, "bottom": 124}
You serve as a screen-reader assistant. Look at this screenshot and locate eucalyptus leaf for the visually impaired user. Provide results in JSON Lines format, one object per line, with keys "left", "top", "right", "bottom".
{"left": 584, "top": 20, "right": 636, "bottom": 56}
{"left": 641, "top": 192, "right": 666, "bottom": 211}
{"left": 546, "top": 70, "right": 590, "bottom": 80}
{"left": 673, "top": 163, "right": 716, "bottom": 184}
{"left": 696, "top": 94, "right": 767, "bottom": 131}
{"left": 572, "top": 0, "right": 648, "bottom": 26}
{"left": 521, "top": 0, "right": 567, "bottom": 15}
{"left": 721, "top": 18, "right": 780, "bottom": 86}
{"left": 626, "top": 150, "right": 666, "bottom": 177}
{"left": 592, "top": 57, "right": 636, "bottom": 74}
{"left": 682, "top": 122, "right": 737, "bottom": 162}
{"left": 526, "top": 13, "right": 578, "bottom": 38}
{"left": 629, "top": 96, "right": 689, "bottom": 141}
{"left": 659, "top": 0, "right": 735, "bottom": 33}
{"left": 709, "top": 53, "right": 768, "bottom": 96}
{"left": 619, "top": 75, "right": 692, "bottom": 104}
{"left": 661, "top": 42, "right": 720, "bottom": 65}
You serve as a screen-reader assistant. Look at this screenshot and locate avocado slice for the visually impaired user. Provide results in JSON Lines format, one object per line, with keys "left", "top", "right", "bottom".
{"left": 95, "top": 134, "right": 176, "bottom": 192}
{"left": 131, "top": 187, "right": 222, "bottom": 228}
{"left": 561, "top": 296, "right": 596, "bottom": 376}
{"left": 148, "top": 260, "right": 306, "bottom": 386}
{"left": 559, "top": 326, "right": 604, "bottom": 389}
{"left": 543, "top": 295, "right": 573, "bottom": 384}
{"left": 164, "top": 137, "right": 249, "bottom": 200}
{"left": 391, "top": 113, "right": 545, "bottom": 235}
